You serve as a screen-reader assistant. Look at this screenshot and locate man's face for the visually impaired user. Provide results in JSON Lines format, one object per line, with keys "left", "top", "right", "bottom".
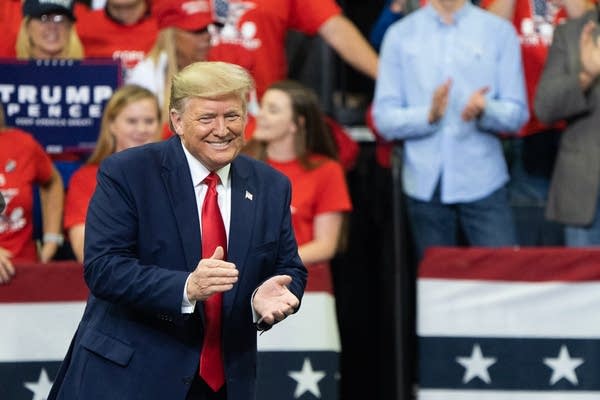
{"left": 170, "top": 95, "right": 246, "bottom": 171}
{"left": 174, "top": 28, "right": 211, "bottom": 69}
{"left": 107, "top": 0, "right": 147, "bottom": 25}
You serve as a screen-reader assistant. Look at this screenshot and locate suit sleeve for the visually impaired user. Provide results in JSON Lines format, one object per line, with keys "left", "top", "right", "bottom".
{"left": 83, "top": 156, "right": 189, "bottom": 314}
{"left": 534, "top": 22, "right": 591, "bottom": 124}
{"left": 273, "top": 177, "right": 307, "bottom": 301}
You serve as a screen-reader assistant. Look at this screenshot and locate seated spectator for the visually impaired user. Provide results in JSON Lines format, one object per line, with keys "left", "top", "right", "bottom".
{"left": 16, "top": 0, "right": 84, "bottom": 60}
{"left": 63, "top": 84, "right": 161, "bottom": 262}
{"left": 245, "top": 80, "right": 352, "bottom": 276}
{"left": 0, "top": 102, "right": 65, "bottom": 283}
{"left": 75, "top": 0, "right": 158, "bottom": 81}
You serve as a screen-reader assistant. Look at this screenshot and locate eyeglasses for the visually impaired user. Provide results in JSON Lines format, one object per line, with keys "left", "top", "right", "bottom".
{"left": 35, "top": 14, "right": 70, "bottom": 25}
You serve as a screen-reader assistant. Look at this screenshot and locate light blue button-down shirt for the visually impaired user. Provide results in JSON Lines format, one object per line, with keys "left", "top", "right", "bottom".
{"left": 373, "top": 2, "right": 528, "bottom": 203}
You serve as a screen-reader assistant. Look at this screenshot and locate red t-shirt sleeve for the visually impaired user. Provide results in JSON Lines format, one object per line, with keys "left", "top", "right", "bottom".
{"left": 64, "top": 165, "right": 98, "bottom": 230}
{"left": 30, "top": 136, "right": 53, "bottom": 184}
{"left": 314, "top": 160, "right": 352, "bottom": 215}
{"left": 289, "top": 0, "right": 341, "bottom": 34}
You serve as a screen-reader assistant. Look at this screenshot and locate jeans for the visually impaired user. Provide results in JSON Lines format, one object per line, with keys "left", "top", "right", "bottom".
{"left": 505, "top": 133, "right": 564, "bottom": 246}
{"left": 405, "top": 182, "right": 517, "bottom": 261}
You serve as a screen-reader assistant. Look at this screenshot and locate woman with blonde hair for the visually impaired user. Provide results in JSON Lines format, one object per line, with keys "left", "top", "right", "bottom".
{"left": 64, "top": 84, "right": 161, "bottom": 262}
{"left": 16, "top": 0, "right": 84, "bottom": 60}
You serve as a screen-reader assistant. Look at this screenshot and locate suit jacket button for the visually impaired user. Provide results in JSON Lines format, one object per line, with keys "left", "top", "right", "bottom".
{"left": 182, "top": 376, "right": 193, "bottom": 385}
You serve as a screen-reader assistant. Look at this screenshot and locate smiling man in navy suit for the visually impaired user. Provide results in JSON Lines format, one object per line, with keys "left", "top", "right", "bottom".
{"left": 48, "top": 61, "right": 307, "bottom": 400}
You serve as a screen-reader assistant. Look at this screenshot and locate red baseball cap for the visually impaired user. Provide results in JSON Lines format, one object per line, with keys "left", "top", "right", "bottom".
{"left": 153, "top": 0, "right": 213, "bottom": 31}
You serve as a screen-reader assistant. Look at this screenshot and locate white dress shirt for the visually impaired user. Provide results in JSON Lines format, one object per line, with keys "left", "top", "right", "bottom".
{"left": 180, "top": 142, "right": 232, "bottom": 313}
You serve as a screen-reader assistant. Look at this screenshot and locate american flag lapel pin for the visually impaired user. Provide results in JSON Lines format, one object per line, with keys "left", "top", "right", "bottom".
{"left": 245, "top": 190, "right": 253, "bottom": 201}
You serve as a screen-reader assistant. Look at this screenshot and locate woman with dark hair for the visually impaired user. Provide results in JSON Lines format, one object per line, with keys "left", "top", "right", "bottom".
{"left": 246, "top": 79, "right": 352, "bottom": 282}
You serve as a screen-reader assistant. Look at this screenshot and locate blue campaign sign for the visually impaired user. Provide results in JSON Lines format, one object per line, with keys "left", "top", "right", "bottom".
{"left": 0, "top": 59, "right": 120, "bottom": 154}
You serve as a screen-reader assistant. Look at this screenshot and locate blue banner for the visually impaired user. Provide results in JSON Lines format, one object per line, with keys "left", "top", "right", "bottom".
{"left": 0, "top": 59, "right": 120, "bottom": 154}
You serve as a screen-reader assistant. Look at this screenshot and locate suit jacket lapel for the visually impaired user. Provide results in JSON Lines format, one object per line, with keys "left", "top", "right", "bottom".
{"left": 224, "top": 156, "right": 256, "bottom": 318}
{"left": 161, "top": 136, "right": 201, "bottom": 271}
{"left": 161, "top": 143, "right": 255, "bottom": 316}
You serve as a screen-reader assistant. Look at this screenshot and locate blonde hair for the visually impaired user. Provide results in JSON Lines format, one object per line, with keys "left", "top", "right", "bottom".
{"left": 15, "top": 17, "right": 84, "bottom": 59}
{"left": 87, "top": 84, "right": 161, "bottom": 165}
{"left": 144, "top": 28, "right": 180, "bottom": 126}
{"left": 168, "top": 61, "right": 254, "bottom": 133}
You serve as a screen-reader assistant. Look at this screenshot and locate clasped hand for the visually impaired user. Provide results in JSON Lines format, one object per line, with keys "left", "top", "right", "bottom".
{"left": 186, "top": 246, "right": 239, "bottom": 302}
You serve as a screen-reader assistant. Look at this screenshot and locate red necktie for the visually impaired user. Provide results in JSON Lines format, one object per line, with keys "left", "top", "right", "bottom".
{"left": 199, "top": 172, "right": 226, "bottom": 391}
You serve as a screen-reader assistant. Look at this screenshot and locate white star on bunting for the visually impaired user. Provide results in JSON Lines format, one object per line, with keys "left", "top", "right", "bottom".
{"left": 456, "top": 343, "right": 497, "bottom": 384}
{"left": 288, "top": 357, "right": 326, "bottom": 398}
{"left": 544, "top": 345, "right": 584, "bottom": 385}
{"left": 24, "top": 368, "right": 53, "bottom": 400}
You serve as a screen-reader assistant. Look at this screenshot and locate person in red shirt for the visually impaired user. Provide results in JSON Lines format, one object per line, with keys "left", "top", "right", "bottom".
{"left": 209, "top": 0, "right": 379, "bottom": 99}
{"left": 64, "top": 84, "right": 161, "bottom": 262}
{"left": 245, "top": 79, "right": 352, "bottom": 286}
{"left": 75, "top": 0, "right": 158, "bottom": 81}
{"left": 0, "top": 104, "right": 65, "bottom": 283}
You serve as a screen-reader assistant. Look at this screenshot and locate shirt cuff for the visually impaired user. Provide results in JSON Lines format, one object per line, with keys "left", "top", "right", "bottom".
{"left": 251, "top": 286, "right": 272, "bottom": 332}
{"left": 182, "top": 274, "right": 196, "bottom": 314}
{"left": 251, "top": 287, "right": 260, "bottom": 322}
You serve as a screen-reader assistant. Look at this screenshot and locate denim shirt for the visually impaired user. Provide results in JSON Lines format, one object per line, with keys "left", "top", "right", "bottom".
{"left": 373, "top": 2, "right": 528, "bottom": 203}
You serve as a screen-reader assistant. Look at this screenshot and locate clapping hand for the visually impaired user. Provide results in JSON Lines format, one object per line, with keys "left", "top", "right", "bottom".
{"left": 186, "top": 246, "right": 239, "bottom": 302}
{"left": 252, "top": 275, "right": 300, "bottom": 330}
{"left": 462, "top": 86, "right": 490, "bottom": 121}
{"left": 428, "top": 78, "right": 452, "bottom": 124}
{"left": 579, "top": 20, "right": 600, "bottom": 89}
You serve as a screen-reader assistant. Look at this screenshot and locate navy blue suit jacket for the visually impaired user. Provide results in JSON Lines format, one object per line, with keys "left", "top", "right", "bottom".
{"left": 49, "top": 136, "right": 307, "bottom": 400}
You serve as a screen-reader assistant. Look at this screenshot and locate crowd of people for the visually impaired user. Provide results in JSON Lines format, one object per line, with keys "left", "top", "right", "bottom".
{"left": 0, "top": 0, "right": 367, "bottom": 399}
{"left": 0, "top": 0, "right": 373, "bottom": 264}
{"left": 3, "top": 0, "right": 600, "bottom": 398}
